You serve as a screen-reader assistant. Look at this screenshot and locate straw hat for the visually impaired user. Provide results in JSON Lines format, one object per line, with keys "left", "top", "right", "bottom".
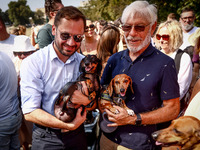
{"left": 188, "top": 28, "right": 200, "bottom": 46}
{"left": 13, "top": 35, "right": 35, "bottom": 52}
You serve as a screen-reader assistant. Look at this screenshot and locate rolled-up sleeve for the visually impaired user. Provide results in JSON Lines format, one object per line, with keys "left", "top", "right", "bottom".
{"left": 20, "top": 56, "right": 43, "bottom": 114}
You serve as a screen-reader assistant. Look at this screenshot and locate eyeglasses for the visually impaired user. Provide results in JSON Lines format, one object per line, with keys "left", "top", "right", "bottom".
{"left": 13, "top": 51, "right": 35, "bottom": 56}
{"left": 85, "top": 24, "right": 95, "bottom": 32}
{"left": 156, "top": 34, "right": 170, "bottom": 41}
{"left": 121, "top": 23, "right": 151, "bottom": 32}
{"left": 181, "top": 16, "right": 194, "bottom": 22}
{"left": 57, "top": 29, "right": 83, "bottom": 43}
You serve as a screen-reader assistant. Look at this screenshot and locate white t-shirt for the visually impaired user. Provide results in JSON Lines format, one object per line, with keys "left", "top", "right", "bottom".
{"left": 179, "top": 26, "right": 199, "bottom": 50}
{"left": 162, "top": 49, "right": 193, "bottom": 100}
{"left": 0, "top": 34, "right": 16, "bottom": 60}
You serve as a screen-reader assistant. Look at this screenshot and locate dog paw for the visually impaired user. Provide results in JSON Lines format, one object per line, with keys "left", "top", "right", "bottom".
{"left": 127, "top": 109, "right": 134, "bottom": 116}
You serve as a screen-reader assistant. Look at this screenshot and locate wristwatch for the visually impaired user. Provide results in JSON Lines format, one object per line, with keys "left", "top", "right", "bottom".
{"left": 135, "top": 114, "right": 142, "bottom": 126}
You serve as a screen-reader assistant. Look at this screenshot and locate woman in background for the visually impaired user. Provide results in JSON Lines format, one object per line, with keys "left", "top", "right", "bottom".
{"left": 96, "top": 24, "right": 120, "bottom": 77}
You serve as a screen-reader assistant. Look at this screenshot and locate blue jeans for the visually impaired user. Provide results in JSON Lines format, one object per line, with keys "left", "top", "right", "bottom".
{"left": 0, "top": 110, "right": 22, "bottom": 150}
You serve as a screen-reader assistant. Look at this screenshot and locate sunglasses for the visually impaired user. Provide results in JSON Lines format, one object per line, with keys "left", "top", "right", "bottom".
{"left": 14, "top": 51, "right": 35, "bottom": 56}
{"left": 58, "top": 29, "right": 83, "bottom": 43}
{"left": 121, "top": 23, "right": 151, "bottom": 32}
{"left": 85, "top": 24, "right": 95, "bottom": 32}
{"left": 156, "top": 34, "right": 170, "bottom": 41}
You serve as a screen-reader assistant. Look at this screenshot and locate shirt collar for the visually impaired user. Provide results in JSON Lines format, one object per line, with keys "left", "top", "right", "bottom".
{"left": 122, "top": 43, "right": 156, "bottom": 62}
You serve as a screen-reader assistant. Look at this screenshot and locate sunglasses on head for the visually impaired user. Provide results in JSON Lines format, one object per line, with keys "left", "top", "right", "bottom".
{"left": 85, "top": 24, "right": 95, "bottom": 32}
{"left": 58, "top": 29, "right": 83, "bottom": 43}
{"left": 121, "top": 23, "right": 151, "bottom": 32}
{"left": 156, "top": 34, "right": 170, "bottom": 41}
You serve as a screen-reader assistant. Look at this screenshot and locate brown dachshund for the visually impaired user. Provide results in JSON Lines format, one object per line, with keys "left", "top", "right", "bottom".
{"left": 152, "top": 116, "right": 200, "bottom": 150}
{"left": 99, "top": 74, "right": 134, "bottom": 116}
{"left": 54, "top": 55, "right": 102, "bottom": 123}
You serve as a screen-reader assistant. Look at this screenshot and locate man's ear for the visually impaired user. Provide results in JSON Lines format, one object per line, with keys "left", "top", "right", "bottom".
{"left": 52, "top": 25, "right": 56, "bottom": 36}
{"left": 151, "top": 21, "right": 157, "bottom": 36}
{"left": 50, "top": 11, "right": 56, "bottom": 19}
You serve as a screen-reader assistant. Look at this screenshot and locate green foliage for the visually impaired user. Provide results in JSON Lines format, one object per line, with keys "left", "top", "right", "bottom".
{"left": 0, "top": 9, "right": 11, "bottom": 24}
{"left": 1, "top": 0, "right": 200, "bottom": 27}
{"left": 8, "top": 0, "right": 32, "bottom": 26}
{"left": 79, "top": 0, "right": 200, "bottom": 27}
{"left": 33, "top": 10, "right": 45, "bottom": 25}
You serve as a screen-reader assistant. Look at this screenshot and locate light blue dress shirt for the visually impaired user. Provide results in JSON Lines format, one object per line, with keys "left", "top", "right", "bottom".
{"left": 20, "top": 43, "right": 84, "bottom": 116}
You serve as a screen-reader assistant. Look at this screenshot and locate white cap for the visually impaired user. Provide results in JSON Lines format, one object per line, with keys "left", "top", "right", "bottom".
{"left": 13, "top": 35, "right": 35, "bottom": 52}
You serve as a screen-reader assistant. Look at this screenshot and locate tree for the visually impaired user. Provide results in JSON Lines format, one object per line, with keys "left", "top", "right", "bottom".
{"left": 79, "top": 0, "right": 132, "bottom": 21}
{"left": 8, "top": 0, "right": 32, "bottom": 26}
{"left": 0, "top": 9, "right": 11, "bottom": 24}
{"left": 33, "top": 9, "right": 45, "bottom": 25}
{"left": 78, "top": 0, "right": 200, "bottom": 27}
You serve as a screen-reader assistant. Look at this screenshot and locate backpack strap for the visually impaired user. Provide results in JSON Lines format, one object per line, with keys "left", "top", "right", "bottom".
{"left": 174, "top": 49, "right": 184, "bottom": 74}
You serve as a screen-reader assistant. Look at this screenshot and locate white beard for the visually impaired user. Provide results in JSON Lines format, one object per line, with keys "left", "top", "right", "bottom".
{"left": 181, "top": 22, "right": 194, "bottom": 31}
{"left": 124, "top": 31, "right": 152, "bottom": 53}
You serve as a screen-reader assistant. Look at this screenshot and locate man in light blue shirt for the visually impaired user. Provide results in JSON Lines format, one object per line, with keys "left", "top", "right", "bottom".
{"left": 20, "top": 6, "right": 90, "bottom": 150}
{"left": 0, "top": 51, "right": 22, "bottom": 149}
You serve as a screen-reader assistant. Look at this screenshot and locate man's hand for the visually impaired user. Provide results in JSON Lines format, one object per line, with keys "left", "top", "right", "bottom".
{"left": 71, "top": 81, "right": 90, "bottom": 106}
{"left": 105, "top": 105, "right": 135, "bottom": 127}
{"left": 62, "top": 106, "right": 87, "bottom": 132}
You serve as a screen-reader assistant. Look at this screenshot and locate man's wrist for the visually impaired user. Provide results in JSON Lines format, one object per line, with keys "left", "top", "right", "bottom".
{"left": 135, "top": 114, "right": 142, "bottom": 126}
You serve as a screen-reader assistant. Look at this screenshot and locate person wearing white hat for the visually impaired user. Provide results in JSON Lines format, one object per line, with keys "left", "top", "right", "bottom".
{"left": 13, "top": 35, "right": 36, "bottom": 76}
{"left": 12, "top": 35, "right": 36, "bottom": 150}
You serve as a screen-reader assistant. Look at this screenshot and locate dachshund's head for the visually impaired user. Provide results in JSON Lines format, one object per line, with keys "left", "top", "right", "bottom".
{"left": 80, "top": 55, "right": 102, "bottom": 74}
{"left": 152, "top": 116, "right": 200, "bottom": 149}
{"left": 107, "top": 74, "right": 134, "bottom": 97}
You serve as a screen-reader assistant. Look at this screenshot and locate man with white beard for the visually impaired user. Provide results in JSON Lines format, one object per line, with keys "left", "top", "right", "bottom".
{"left": 179, "top": 7, "right": 199, "bottom": 50}
{"left": 99, "top": 1, "right": 180, "bottom": 150}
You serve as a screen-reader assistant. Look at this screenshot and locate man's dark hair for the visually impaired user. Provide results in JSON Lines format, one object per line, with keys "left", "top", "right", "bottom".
{"left": 181, "top": 7, "right": 195, "bottom": 17}
{"left": 54, "top": 6, "right": 86, "bottom": 29}
{"left": 45, "top": 0, "right": 63, "bottom": 18}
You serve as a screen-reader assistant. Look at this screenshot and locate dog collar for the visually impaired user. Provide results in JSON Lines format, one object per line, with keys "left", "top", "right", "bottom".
{"left": 101, "top": 93, "right": 112, "bottom": 101}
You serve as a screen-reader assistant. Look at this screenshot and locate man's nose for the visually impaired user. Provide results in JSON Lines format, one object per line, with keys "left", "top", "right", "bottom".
{"left": 67, "top": 36, "right": 76, "bottom": 45}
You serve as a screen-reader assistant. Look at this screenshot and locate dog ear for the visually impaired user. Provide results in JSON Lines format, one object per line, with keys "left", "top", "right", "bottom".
{"left": 195, "top": 130, "right": 200, "bottom": 139}
{"left": 97, "top": 58, "right": 102, "bottom": 75}
{"left": 79, "top": 58, "right": 85, "bottom": 73}
{"left": 107, "top": 79, "right": 114, "bottom": 97}
{"left": 129, "top": 76, "right": 134, "bottom": 94}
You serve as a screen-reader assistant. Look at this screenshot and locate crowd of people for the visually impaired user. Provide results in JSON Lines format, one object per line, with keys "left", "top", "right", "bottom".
{"left": 0, "top": 0, "right": 200, "bottom": 150}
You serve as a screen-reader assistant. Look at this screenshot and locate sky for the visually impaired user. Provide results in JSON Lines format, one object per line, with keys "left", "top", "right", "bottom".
{"left": 0, "top": 0, "right": 84, "bottom": 12}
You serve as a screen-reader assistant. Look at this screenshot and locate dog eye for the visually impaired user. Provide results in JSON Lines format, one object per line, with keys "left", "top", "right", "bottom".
{"left": 173, "top": 129, "right": 182, "bottom": 134}
{"left": 115, "top": 81, "right": 120, "bottom": 84}
{"left": 124, "top": 80, "right": 128, "bottom": 83}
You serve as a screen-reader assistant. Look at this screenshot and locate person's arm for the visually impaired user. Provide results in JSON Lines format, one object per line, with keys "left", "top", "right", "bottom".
{"left": 24, "top": 107, "right": 86, "bottom": 131}
{"left": 178, "top": 53, "right": 193, "bottom": 99}
{"left": 105, "top": 97, "right": 180, "bottom": 126}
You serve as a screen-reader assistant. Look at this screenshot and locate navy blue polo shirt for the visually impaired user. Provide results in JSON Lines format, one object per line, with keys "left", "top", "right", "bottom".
{"left": 100, "top": 44, "right": 179, "bottom": 150}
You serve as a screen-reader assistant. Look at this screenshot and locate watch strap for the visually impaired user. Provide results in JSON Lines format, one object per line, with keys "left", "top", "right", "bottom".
{"left": 135, "top": 113, "right": 142, "bottom": 126}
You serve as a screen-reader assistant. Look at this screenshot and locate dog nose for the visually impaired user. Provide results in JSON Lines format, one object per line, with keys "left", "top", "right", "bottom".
{"left": 151, "top": 131, "right": 159, "bottom": 140}
{"left": 120, "top": 88, "right": 125, "bottom": 93}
